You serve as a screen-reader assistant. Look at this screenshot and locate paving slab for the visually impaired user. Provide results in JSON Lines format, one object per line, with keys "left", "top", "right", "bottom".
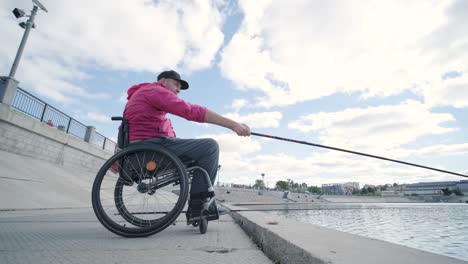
{"left": 0, "top": 208, "right": 272, "bottom": 264}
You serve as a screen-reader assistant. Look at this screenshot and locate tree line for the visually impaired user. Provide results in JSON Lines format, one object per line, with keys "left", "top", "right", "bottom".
{"left": 273, "top": 179, "right": 321, "bottom": 194}
{"left": 251, "top": 179, "right": 464, "bottom": 196}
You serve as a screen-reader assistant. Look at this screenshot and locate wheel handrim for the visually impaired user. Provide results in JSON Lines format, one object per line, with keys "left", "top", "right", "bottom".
{"left": 92, "top": 145, "right": 188, "bottom": 237}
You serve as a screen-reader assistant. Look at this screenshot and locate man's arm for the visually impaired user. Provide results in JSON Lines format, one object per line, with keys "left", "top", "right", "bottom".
{"left": 204, "top": 109, "right": 250, "bottom": 136}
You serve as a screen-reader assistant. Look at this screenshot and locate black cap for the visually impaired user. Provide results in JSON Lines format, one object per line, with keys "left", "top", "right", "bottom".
{"left": 157, "top": 70, "right": 189, "bottom": 90}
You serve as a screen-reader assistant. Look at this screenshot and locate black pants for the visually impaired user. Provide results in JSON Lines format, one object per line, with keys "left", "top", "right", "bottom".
{"left": 143, "top": 137, "right": 219, "bottom": 197}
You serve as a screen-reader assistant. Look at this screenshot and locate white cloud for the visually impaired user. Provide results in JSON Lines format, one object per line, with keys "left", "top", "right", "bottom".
{"left": 179, "top": 0, "right": 225, "bottom": 72}
{"left": 197, "top": 124, "right": 464, "bottom": 187}
{"left": 84, "top": 112, "right": 110, "bottom": 123}
{"left": 395, "top": 143, "right": 468, "bottom": 158}
{"left": 0, "top": 0, "right": 226, "bottom": 103}
{"left": 217, "top": 152, "right": 257, "bottom": 184}
{"left": 216, "top": 148, "right": 464, "bottom": 188}
{"left": 18, "top": 57, "right": 109, "bottom": 104}
{"left": 214, "top": 0, "right": 468, "bottom": 187}
{"left": 228, "top": 98, "right": 248, "bottom": 112}
{"left": 220, "top": 0, "right": 467, "bottom": 108}
{"left": 422, "top": 0, "right": 468, "bottom": 65}
{"left": 288, "top": 100, "right": 457, "bottom": 151}
{"left": 219, "top": 33, "right": 283, "bottom": 104}
{"left": 118, "top": 92, "right": 127, "bottom": 104}
{"left": 212, "top": 101, "right": 466, "bottom": 187}
{"left": 422, "top": 74, "right": 468, "bottom": 108}
{"left": 225, "top": 111, "right": 282, "bottom": 128}
{"left": 198, "top": 133, "right": 261, "bottom": 154}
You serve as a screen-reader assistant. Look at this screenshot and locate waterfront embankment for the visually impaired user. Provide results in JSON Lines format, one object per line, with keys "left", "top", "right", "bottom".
{"left": 225, "top": 203, "right": 468, "bottom": 264}
{"left": 215, "top": 186, "right": 468, "bottom": 204}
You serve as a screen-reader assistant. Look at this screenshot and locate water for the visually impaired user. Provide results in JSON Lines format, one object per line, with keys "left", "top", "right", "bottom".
{"left": 268, "top": 203, "right": 468, "bottom": 261}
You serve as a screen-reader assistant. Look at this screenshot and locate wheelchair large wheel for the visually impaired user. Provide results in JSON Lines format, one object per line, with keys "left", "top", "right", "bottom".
{"left": 92, "top": 144, "right": 189, "bottom": 237}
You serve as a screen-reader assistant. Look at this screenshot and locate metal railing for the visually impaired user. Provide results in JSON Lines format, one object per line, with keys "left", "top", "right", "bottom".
{"left": 11, "top": 87, "right": 116, "bottom": 152}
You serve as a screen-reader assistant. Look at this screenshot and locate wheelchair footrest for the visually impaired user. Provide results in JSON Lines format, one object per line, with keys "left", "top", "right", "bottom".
{"left": 186, "top": 198, "right": 219, "bottom": 224}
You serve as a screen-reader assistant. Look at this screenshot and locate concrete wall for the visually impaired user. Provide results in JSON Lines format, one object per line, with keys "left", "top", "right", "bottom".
{"left": 0, "top": 150, "right": 98, "bottom": 209}
{"left": 320, "top": 194, "right": 415, "bottom": 203}
{"left": 320, "top": 194, "right": 468, "bottom": 203}
{"left": 215, "top": 187, "right": 324, "bottom": 203}
{"left": 0, "top": 103, "right": 111, "bottom": 172}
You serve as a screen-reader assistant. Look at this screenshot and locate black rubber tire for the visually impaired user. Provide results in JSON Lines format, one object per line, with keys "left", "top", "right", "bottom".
{"left": 199, "top": 217, "right": 208, "bottom": 234}
{"left": 92, "top": 145, "right": 188, "bottom": 237}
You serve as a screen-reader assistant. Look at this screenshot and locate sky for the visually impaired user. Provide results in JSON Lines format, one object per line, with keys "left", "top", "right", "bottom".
{"left": 1, "top": 0, "right": 468, "bottom": 188}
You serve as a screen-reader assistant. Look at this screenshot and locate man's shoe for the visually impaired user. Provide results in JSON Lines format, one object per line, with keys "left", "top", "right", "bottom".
{"left": 186, "top": 199, "right": 203, "bottom": 224}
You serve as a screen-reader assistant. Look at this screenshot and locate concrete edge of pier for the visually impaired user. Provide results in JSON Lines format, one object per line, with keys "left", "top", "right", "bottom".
{"left": 223, "top": 203, "right": 468, "bottom": 264}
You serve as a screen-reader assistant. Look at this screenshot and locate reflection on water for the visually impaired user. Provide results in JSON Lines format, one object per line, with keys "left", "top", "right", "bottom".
{"left": 268, "top": 203, "right": 468, "bottom": 261}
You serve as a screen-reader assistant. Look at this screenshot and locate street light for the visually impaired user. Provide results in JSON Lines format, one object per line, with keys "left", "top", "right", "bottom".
{"left": 0, "top": 0, "right": 48, "bottom": 105}
{"left": 261, "top": 173, "right": 265, "bottom": 194}
{"left": 217, "top": 165, "right": 222, "bottom": 187}
{"left": 12, "top": 8, "right": 26, "bottom": 18}
{"left": 19, "top": 22, "right": 36, "bottom": 29}
{"left": 9, "top": 0, "right": 48, "bottom": 78}
{"left": 33, "top": 0, "right": 48, "bottom": 12}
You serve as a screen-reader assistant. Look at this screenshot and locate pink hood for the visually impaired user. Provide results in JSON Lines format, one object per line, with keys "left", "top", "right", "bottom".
{"left": 123, "top": 82, "right": 206, "bottom": 140}
{"left": 127, "top": 83, "right": 151, "bottom": 100}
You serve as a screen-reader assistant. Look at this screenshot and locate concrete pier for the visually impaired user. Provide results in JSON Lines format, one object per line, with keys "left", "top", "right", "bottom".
{"left": 227, "top": 204, "right": 467, "bottom": 264}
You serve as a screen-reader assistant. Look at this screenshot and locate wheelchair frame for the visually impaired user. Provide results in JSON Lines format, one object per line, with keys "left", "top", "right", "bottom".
{"left": 91, "top": 117, "right": 219, "bottom": 237}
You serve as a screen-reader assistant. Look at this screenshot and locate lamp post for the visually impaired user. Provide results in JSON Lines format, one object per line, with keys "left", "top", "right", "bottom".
{"left": 0, "top": 0, "right": 48, "bottom": 105}
{"left": 261, "top": 173, "right": 265, "bottom": 194}
{"left": 217, "top": 164, "right": 222, "bottom": 187}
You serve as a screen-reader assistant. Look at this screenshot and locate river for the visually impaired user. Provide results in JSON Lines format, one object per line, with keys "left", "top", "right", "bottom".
{"left": 268, "top": 203, "right": 468, "bottom": 261}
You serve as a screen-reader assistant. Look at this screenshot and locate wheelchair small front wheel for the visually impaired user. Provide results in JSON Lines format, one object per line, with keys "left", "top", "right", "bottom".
{"left": 199, "top": 217, "right": 208, "bottom": 234}
{"left": 92, "top": 145, "right": 189, "bottom": 237}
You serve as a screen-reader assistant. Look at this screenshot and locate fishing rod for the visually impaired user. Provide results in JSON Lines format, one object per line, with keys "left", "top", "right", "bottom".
{"left": 251, "top": 132, "right": 468, "bottom": 178}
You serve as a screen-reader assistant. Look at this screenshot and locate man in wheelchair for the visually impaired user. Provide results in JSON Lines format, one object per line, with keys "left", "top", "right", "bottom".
{"left": 121, "top": 70, "right": 250, "bottom": 223}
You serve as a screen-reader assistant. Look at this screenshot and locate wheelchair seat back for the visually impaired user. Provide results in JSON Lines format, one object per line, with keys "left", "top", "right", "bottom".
{"left": 111, "top": 116, "right": 129, "bottom": 150}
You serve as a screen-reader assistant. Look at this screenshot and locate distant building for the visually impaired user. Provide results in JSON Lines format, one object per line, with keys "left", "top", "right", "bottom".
{"left": 458, "top": 180, "right": 468, "bottom": 192}
{"left": 322, "top": 183, "right": 343, "bottom": 195}
{"left": 322, "top": 182, "right": 359, "bottom": 195}
{"left": 382, "top": 180, "right": 468, "bottom": 196}
{"left": 344, "top": 182, "right": 360, "bottom": 194}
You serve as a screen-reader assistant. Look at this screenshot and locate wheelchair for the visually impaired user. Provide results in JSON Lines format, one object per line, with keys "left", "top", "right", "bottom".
{"left": 91, "top": 117, "right": 219, "bottom": 237}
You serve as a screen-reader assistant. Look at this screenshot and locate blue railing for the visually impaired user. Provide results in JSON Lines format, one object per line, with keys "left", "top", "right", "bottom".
{"left": 11, "top": 87, "right": 116, "bottom": 152}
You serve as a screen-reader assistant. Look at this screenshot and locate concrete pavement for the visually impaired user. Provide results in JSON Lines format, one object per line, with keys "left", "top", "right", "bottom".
{"left": 0, "top": 208, "right": 272, "bottom": 264}
{"left": 0, "top": 150, "right": 271, "bottom": 264}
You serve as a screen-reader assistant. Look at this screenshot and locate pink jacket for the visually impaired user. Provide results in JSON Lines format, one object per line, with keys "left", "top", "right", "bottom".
{"left": 123, "top": 82, "right": 206, "bottom": 140}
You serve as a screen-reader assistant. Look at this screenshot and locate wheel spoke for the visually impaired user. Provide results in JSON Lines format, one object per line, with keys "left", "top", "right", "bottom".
{"left": 92, "top": 146, "right": 189, "bottom": 237}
